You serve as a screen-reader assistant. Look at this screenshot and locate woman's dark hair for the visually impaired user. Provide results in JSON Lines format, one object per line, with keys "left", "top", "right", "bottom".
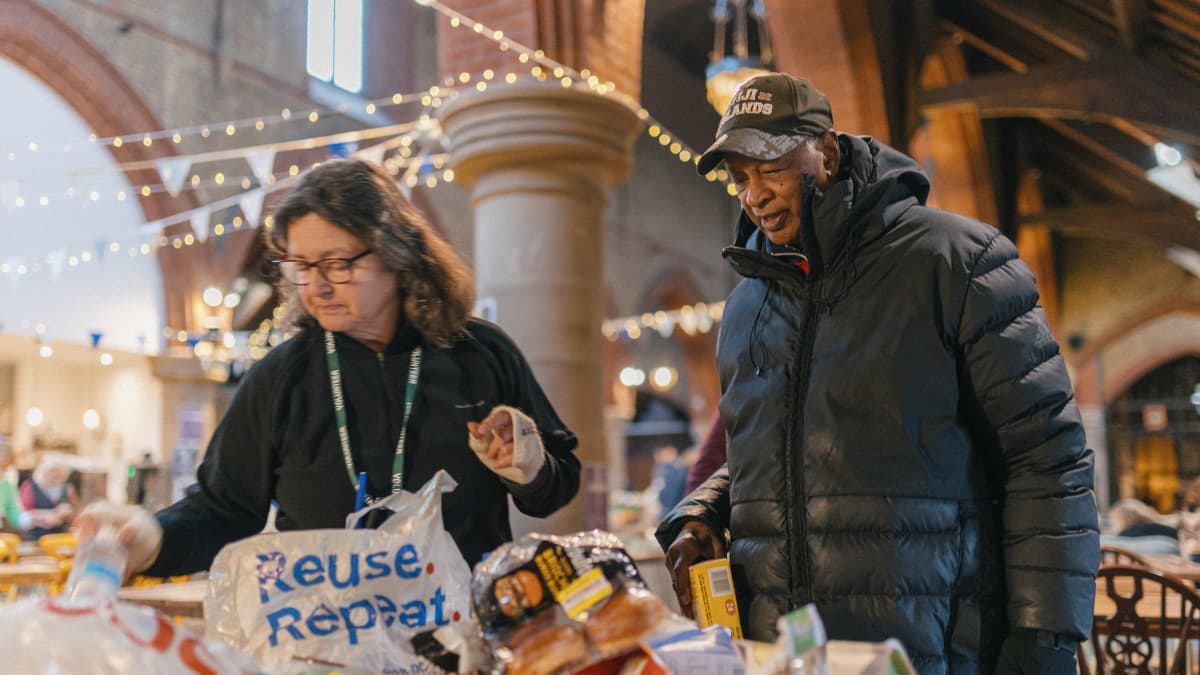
{"left": 267, "top": 159, "right": 474, "bottom": 347}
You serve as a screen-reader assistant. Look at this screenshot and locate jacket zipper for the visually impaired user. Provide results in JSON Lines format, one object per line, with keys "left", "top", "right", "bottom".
{"left": 788, "top": 284, "right": 821, "bottom": 609}
{"left": 786, "top": 177, "right": 823, "bottom": 610}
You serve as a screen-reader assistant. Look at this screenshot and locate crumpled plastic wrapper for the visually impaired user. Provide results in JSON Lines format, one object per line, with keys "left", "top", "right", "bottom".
{"left": 0, "top": 596, "right": 260, "bottom": 674}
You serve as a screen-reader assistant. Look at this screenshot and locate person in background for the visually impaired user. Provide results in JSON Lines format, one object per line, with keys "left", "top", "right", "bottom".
{"left": 0, "top": 444, "right": 30, "bottom": 535}
{"left": 657, "top": 73, "right": 1097, "bottom": 674}
{"left": 20, "top": 453, "right": 78, "bottom": 539}
{"left": 684, "top": 413, "right": 726, "bottom": 493}
{"left": 651, "top": 445, "right": 691, "bottom": 518}
{"left": 1107, "top": 498, "right": 1177, "bottom": 539}
{"left": 77, "top": 158, "right": 581, "bottom": 576}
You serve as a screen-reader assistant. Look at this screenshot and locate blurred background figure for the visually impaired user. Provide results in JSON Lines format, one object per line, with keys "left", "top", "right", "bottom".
{"left": 1103, "top": 498, "right": 1180, "bottom": 556}
{"left": 19, "top": 453, "right": 79, "bottom": 540}
{"left": 0, "top": 442, "right": 30, "bottom": 535}
{"left": 1108, "top": 498, "right": 1177, "bottom": 539}
{"left": 651, "top": 445, "right": 691, "bottom": 519}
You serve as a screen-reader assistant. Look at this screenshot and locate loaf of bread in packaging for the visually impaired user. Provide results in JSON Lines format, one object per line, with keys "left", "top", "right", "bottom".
{"left": 506, "top": 621, "right": 587, "bottom": 675}
{"left": 582, "top": 587, "right": 668, "bottom": 655}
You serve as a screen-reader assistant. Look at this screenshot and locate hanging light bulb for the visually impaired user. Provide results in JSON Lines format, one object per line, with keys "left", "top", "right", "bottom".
{"left": 83, "top": 408, "right": 101, "bottom": 429}
{"left": 706, "top": 0, "right": 773, "bottom": 114}
{"left": 202, "top": 286, "right": 224, "bottom": 308}
{"left": 26, "top": 407, "right": 44, "bottom": 427}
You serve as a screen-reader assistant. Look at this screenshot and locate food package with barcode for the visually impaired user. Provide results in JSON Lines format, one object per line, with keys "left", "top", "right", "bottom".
{"left": 205, "top": 470, "right": 485, "bottom": 674}
{"left": 473, "top": 530, "right": 702, "bottom": 675}
{"left": 689, "top": 557, "right": 743, "bottom": 638}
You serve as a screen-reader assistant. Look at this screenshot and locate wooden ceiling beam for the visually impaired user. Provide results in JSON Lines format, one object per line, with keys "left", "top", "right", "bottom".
{"left": 1034, "top": 145, "right": 1142, "bottom": 203}
{"left": 920, "top": 52, "right": 1200, "bottom": 146}
{"left": 1111, "top": 0, "right": 1151, "bottom": 49}
{"left": 938, "top": 4, "right": 1065, "bottom": 64}
{"left": 1022, "top": 203, "right": 1200, "bottom": 249}
{"left": 1037, "top": 118, "right": 1150, "bottom": 179}
{"left": 975, "top": 0, "right": 1109, "bottom": 59}
{"left": 938, "top": 19, "right": 1028, "bottom": 72}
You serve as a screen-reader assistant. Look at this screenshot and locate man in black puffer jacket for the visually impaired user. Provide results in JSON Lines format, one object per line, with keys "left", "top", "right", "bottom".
{"left": 656, "top": 74, "right": 1098, "bottom": 674}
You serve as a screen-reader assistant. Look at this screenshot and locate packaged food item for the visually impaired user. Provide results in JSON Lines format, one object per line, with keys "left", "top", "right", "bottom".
{"left": 473, "top": 531, "right": 681, "bottom": 674}
{"left": 779, "top": 605, "right": 829, "bottom": 674}
{"left": 735, "top": 604, "right": 827, "bottom": 675}
{"left": 688, "top": 557, "right": 743, "bottom": 638}
{"left": 733, "top": 604, "right": 917, "bottom": 675}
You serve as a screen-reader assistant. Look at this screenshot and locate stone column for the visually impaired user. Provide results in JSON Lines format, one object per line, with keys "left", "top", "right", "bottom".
{"left": 438, "top": 81, "right": 641, "bottom": 535}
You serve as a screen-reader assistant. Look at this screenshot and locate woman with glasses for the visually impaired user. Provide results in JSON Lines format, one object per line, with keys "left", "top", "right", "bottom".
{"left": 77, "top": 159, "right": 581, "bottom": 576}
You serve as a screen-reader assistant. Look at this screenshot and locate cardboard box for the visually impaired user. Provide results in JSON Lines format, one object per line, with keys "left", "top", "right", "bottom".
{"left": 689, "top": 558, "right": 743, "bottom": 638}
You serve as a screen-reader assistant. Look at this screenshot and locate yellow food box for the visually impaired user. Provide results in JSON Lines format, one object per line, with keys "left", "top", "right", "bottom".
{"left": 689, "top": 558, "right": 743, "bottom": 638}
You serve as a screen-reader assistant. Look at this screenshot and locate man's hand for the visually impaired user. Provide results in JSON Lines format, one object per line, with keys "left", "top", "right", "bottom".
{"left": 994, "top": 628, "right": 1078, "bottom": 675}
{"left": 664, "top": 520, "right": 726, "bottom": 619}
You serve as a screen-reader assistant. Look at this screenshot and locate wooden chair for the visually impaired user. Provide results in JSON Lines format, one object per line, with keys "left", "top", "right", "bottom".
{"left": 36, "top": 532, "right": 78, "bottom": 594}
{"left": 37, "top": 531, "right": 78, "bottom": 559}
{"left": 0, "top": 533, "right": 18, "bottom": 564}
{"left": 1084, "top": 564, "right": 1200, "bottom": 674}
{"left": 1101, "top": 545, "right": 1152, "bottom": 568}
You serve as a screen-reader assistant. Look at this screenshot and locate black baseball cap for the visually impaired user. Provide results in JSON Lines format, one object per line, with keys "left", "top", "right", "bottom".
{"left": 697, "top": 73, "right": 833, "bottom": 174}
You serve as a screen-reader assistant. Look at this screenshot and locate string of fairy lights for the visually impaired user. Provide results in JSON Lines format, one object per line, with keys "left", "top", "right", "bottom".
{"left": 4, "top": 0, "right": 737, "bottom": 361}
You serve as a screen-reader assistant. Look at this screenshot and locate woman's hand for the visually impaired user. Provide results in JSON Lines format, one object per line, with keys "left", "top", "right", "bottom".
{"left": 467, "top": 406, "right": 546, "bottom": 485}
{"left": 468, "top": 408, "right": 516, "bottom": 470}
{"left": 74, "top": 501, "right": 163, "bottom": 580}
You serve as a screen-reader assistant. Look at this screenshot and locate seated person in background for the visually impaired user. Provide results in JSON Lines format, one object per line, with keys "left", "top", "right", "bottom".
{"left": 19, "top": 453, "right": 78, "bottom": 539}
{"left": 1108, "top": 498, "right": 1178, "bottom": 539}
{"left": 0, "top": 444, "right": 30, "bottom": 534}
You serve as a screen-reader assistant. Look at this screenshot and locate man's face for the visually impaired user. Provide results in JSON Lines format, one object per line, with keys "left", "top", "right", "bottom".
{"left": 725, "top": 135, "right": 834, "bottom": 246}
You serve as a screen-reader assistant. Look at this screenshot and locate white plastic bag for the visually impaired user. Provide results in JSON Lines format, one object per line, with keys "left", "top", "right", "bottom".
{"left": 206, "top": 470, "right": 474, "bottom": 674}
{"left": 0, "top": 597, "right": 258, "bottom": 674}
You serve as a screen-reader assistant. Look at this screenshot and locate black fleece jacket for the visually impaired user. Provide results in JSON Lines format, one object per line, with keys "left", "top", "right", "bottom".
{"left": 147, "top": 318, "right": 580, "bottom": 574}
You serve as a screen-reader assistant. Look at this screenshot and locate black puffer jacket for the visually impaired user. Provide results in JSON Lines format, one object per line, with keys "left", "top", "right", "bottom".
{"left": 657, "top": 135, "right": 1098, "bottom": 674}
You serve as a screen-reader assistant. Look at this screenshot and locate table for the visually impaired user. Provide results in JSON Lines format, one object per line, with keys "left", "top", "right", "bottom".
{"left": 1145, "top": 555, "right": 1200, "bottom": 583}
{"left": 116, "top": 579, "right": 208, "bottom": 619}
{"left": 16, "top": 542, "right": 42, "bottom": 558}
{"left": 0, "top": 559, "right": 64, "bottom": 586}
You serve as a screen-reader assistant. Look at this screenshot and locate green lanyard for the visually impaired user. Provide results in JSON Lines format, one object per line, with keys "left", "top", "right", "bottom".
{"left": 324, "top": 330, "right": 422, "bottom": 502}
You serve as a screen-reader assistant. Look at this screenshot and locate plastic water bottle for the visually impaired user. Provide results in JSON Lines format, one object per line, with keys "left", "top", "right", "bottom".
{"left": 62, "top": 526, "right": 128, "bottom": 603}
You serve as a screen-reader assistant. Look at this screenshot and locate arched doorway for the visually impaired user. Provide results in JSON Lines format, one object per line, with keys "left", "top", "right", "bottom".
{"left": 1106, "top": 355, "right": 1200, "bottom": 514}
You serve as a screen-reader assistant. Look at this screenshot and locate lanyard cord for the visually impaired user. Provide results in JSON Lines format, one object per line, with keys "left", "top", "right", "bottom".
{"left": 324, "top": 330, "right": 422, "bottom": 502}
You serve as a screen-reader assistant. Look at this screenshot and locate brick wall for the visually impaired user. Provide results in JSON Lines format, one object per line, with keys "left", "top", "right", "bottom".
{"left": 436, "top": 0, "right": 644, "bottom": 99}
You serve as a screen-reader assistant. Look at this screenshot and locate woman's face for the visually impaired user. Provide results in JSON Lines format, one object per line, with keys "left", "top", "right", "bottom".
{"left": 286, "top": 213, "right": 401, "bottom": 345}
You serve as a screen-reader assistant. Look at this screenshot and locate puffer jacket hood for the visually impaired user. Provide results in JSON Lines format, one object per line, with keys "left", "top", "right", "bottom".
{"left": 658, "top": 134, "right": 1098, "bottom": 674}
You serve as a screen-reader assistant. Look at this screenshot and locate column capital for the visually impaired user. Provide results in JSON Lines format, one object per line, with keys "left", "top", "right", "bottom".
{"left": 437, "top": 80, "right": 642, "bottom": 187}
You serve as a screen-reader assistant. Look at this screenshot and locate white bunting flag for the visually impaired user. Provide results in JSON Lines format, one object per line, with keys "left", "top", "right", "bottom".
{"left": 155, "top": 157, "right": 192, "bottom": 197}
{"left": 244, "top": 148, "right": 276, "bottom": 186}
{"left": 356, "top": 141, "right": 387, "bottom": 166}
{"left": 238, "top": 190, "right": 265, "bottom": 227}
{"left": 138, "top": 219, "right": 164, "bottom": 237}
{"left": 191, "top": 207, "right": 211, "bottom": 243}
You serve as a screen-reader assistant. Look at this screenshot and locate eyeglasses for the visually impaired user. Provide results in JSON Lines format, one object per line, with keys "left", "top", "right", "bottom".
{"left": 271, "top": 250, "right": 373, "bottom": 285}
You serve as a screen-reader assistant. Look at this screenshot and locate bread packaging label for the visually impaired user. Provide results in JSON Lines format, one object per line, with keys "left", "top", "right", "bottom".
{"left": 688, "top": 558, "right": 743, "bottom": 638}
